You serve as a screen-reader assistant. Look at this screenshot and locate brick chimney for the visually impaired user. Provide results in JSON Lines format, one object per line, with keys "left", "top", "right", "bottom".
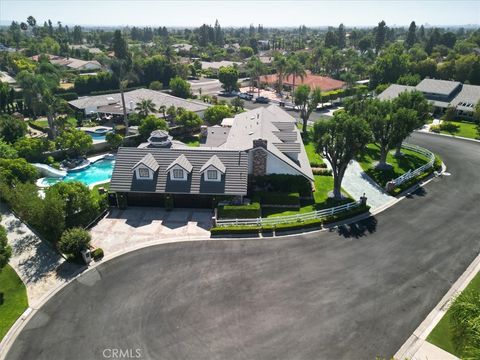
{"left": 252, "top": 139, "right": 267, "bottom": 176}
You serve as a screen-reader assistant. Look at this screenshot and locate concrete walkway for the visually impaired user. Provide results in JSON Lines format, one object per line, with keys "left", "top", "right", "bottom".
{"left": 0, "top": 203, "right": 82, "bottom": 308}
{"left": 341, "top": 160, "right": 395, "bottom": 210}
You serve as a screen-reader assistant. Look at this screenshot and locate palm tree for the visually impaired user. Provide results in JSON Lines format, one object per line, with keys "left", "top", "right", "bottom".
{"left": 246, "top": 57, "right": 265, "bottom": 96}
{"left": 273, "top": 54, "right": 287, "bottom": 97}
{"left": 286, "top": 56, "right": 306, "bottom": 99}
{"left": 111, "top": 59, "right": 136, "bottom": 136}
{"left": 135, "top": 99, "right": 157, "bottom": 118}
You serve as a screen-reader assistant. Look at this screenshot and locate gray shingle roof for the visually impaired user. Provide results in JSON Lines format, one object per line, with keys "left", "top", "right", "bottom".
{"left": 199, "top": 155, "right": 226, "bottom": 173}
{"left": 69, "top": 88, "right": 209, "bottom": 113}
{"left": 377, "top": 84, "right": 415, "bottom": 101}
{"left": 166, "top": 154, "right": 193, "bottom": 173}
{"left": 201, "top": 126, "right": 230, "bottom": 147}
{"left": 132, "top": 153, "right": 159, "bottom": 172}
{"left": 110, "top": 147, "right": 248, "bottom": 195}
{"left": 219, "top": 105, "right": 313, "bottom": 181}
{"left": 415, "top": 79, "right": 461, "bottom": 96}
{"left": 450, "top": 84, "right": 480, "bottom": 109}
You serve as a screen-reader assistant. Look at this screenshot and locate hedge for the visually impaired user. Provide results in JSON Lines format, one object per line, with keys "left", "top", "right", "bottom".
{"left": 90, "top": 86, "right": 146, "bottom": 96}
{"left": 322, "top": 204, "right": 371, "bottom": 224}
{"left": 253, "top": 174, "right": 311, "bottom": 197}
{"left": 310, "top": 161, "right": 327, "bottom": 168}
{"left": 312, "top": 168, "right": 332, "bottom": 176}
{"left": 56, "top": 92, "right": 79, "bottom": 101}
{"left": 255, "top": 192, "right": 300, "bottom": 207}
{"left": 210, "top": 226, "right": 261, "bottom": 235}
{"left": 217, "top": 202, "right": 261, "bottom": 219}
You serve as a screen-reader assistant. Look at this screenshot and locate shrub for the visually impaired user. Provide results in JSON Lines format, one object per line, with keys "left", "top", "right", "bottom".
{"left": 255, "top": 192, "right": 300, "bottom": 207}
{"left": 439, "top": 121, "right": 460, "bottom": 133}
{"left": 91, "top": 248, "right": 104, "bottom": 260}
{"left": 322, "top": 204, "right": 371, "bottom": 224}
{"left": 210, "top": 226, "right": 260, "bottom": 236}
{"left": 56, "top": 92, "right": 78, "bottom": 101}
{"left": 58, "top": 227, "right": 91, "bottom": 257}
{"left": 217, "top": 202, "right": 261, "bottom": 219}
{"left": 114, "top": 124, "right": 126, "bottom": 135}
{"left": 253, "top": 174, "right": 311, "bottom": 197}
{"left": 203, "top": 105, "right": 233, "bottom": 126}
{"left": 430, "top": 124, "right": 441, "bottom": 133}
{"left": 0, "top": 225, "right": 12, "bottom": 271}
{"left": 310, "top": 161, "right": 327, "bottom": 168}
{"left": 106, "top": 132, "right": 123, "bottom": 150}
{"left": 138, "top": 115, "right": 168, "bottom": 141}
{"left": 312, "top": 168, "right": 332, "bottom": 176}
{"left": 149, "top": 81, "right": 163, "bottom": 90}
{"left": 169, "top": 76, "right": 191, "bottom": 98}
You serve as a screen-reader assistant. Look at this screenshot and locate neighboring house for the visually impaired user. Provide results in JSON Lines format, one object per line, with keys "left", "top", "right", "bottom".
{"left": 378, "top": 79, "right": 480, "bottom": 119}
{"left": 172, "top": 43, "right": 193, "bottom": 52}
{"left": 70, "top": 44, "right": 103, "bottom": 55}
{"left": 69, "top": 88, "right": 210, "bottom": 117}
{"left": 0, "top": 44, "right": 16, "bottom": 52}
{"left": 109, "top": 105, "right": 313, "bottom": 208}
{"left": 31, "top": 54, "right": 102, "bottom": 71}
{"left": 261, "top": 71, "right": 346, "bottom": 92}
{"left": 200, "top": 60, "right": 243, "bottom": 74}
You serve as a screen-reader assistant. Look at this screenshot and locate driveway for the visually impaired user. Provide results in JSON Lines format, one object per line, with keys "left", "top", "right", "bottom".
{"left": 5, "top": 133, "right": 480, "bottom": 360}
{"left": 90, "top": 207, "right": 212, "bottom": 255}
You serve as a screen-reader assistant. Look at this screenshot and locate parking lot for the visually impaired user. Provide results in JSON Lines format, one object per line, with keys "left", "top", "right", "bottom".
{"left": 90, "top": 207, "right": 212, "bottom": 255}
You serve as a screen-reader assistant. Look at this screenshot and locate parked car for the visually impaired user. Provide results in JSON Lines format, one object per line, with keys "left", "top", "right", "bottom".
{"left": 254, "top": 96, "right": 270, "bottom": 104}
{"left": 238, "top": 92, "right": 253, "bottom": 100}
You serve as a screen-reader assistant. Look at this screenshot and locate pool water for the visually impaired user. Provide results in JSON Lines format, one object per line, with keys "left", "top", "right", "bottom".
{"left": 42, "top": 159, "right": 115, "bottom": 187}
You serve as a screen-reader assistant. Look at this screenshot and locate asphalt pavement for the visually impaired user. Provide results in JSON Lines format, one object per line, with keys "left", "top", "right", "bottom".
{"left": 6, "top": 133, "right": 480, "bottom": 360}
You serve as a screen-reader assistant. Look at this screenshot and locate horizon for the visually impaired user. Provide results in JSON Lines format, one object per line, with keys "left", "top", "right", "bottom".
{"left": 1, "top": 0, "right": 479, "bottom": 28}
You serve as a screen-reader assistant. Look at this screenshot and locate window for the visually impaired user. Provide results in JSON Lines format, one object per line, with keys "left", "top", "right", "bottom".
{"left": 138, "top": 168, "right": 150, "bottom": 178}
{"left": 173, "top": 169, "right": 184, "bottom": 179}
{"left": 207, "top": 170, "right": 218, "bottom": 180}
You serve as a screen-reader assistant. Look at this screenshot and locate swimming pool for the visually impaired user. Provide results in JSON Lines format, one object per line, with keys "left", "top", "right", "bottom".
{"left": 84, "top": 128, "right": 113, "bottom": 142}
{"left": 41, "top": 159, "right": 115, "bottom": 187}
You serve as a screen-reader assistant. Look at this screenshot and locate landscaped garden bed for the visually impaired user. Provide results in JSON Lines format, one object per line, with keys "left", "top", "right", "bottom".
{"left": 427, "top": 271, "right": 480, "bottom": 358}
{"left": 431, "top": 120, "right": 479, "bottom": 140}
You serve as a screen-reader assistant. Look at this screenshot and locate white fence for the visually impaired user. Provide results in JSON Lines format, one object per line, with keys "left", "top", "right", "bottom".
{"left": 216, "top": 200, "right": 363, "bottom": 227}
{"left": 391, "top": 143, "right": 436, "bottom": 187}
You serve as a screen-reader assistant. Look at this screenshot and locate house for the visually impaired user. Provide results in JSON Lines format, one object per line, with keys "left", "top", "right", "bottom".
{"left": 172, "top": 43, "right": 193, "bottom": 52}
{"left": 31, "top": 54, "right": 102, "bottom": 71}
{"left": 69, "top": 88, "right": 209, "bottom": 117}
{"left": 378, "top": 79, "right": 480, "bottom": 118}
{"left": 110, "top": 147, "right": 249, "bottom": 207}
{"left": 260, "top": 71, "right": 346, "bottom": 92}
{"left": 200, "top": 60, "right": 243, "bottom": 74}
{"left": 70, "top": 45, "right": 103, "bottom": 55}
{"left": 109, "top": 105, "right": 313, "bottom": 208}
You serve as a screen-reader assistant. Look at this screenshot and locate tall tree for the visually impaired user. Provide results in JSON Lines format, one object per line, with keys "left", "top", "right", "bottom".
{"left": 286, "top": 56, "right": 306, "bottom": 98}
{"left": 405, "top": 21, "right": 416, "bottom": 48}
{"left": 313, "top": 113, "right": 371, "bottom": 199}
{"left": 273, "top": 54, "right": 287, "bottom": 96}
{"left": 112, "top": 30, "right": 129, "bottom": 60}
{"left": 294, "top": 85, "right": 322, "bottom": 134}
{"left": 246, "top": 57, "right": 265, "bottom": 95}
{"left": 375, "top": 20, "right": 387, "bottom": 53}
{"left": 218, "top": 66, "right": 239, "bottom": 93}
{"left": 111, "top": 59, "right": 136, "bottom": 136}
{"left": 337, "top": 23, "right": 346, "bottom": 49}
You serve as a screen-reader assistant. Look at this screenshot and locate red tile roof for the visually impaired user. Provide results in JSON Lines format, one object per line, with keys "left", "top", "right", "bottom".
{"left": 260, "top": 71, "right": 345, "bottom": 92}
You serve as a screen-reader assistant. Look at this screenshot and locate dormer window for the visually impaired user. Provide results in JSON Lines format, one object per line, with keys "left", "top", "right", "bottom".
{"left": 207, "top": 170, "right": 218, "bottom": 180}
{"left": 131, "top": 153, "right": 159, "bottom": 181}
{"left": 200, "top": 155, "right": 225, "bottom": 182}
{"left": 166, "top": 154, "right": 192, "bottom": 181}
{"left": 173, "top": 169, "right": 184, "bottom": 179}
{"left": 138, "top": 168, "right": 150, "bottom": 178}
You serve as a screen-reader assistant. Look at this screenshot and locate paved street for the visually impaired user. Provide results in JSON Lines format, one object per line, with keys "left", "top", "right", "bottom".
{"left": 6, "top": 132, "right": 480, "bottom": 360}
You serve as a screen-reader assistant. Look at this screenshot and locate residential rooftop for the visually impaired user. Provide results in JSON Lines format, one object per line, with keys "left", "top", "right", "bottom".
{"left": 261, "top": 71, "right": 345, "bottom": 92}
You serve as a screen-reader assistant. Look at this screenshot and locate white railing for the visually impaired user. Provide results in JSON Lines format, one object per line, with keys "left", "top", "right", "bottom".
{"left": 216, "top": 200, "right": 363, "bottom": 227}
{"left": 391, "top": 143, "right": 436, "bottom": 187}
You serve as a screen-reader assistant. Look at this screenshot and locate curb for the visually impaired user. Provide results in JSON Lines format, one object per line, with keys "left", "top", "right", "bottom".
{"left": 415, "top": 129, "right": 480, "bottom": 144}
{"left": 0, "top": 161, "right": 448, "bottom": 360}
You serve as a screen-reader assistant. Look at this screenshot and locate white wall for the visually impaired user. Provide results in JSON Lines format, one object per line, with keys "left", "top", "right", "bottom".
{"left": 247, "top": 149, "right": 303, "bottom": 177}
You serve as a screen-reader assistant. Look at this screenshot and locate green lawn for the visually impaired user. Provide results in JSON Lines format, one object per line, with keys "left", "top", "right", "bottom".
{"left": 304, "top": 142, "right": 324, "bottom": 165}
{"left": 427, "top": 271, "right": 480, "bottom": 357}
{"left": 440, "top": 121, "right": 479, "bottom": 140}
{"left": 173, "top": 134, "right": 200, "bottom": 147}
{"left": 30, "top": 117, "right": 77, "bottom": 130}
{"left": 0, "top": 265, "right": 28, "bottom": 341}
{"left": 357, "top": 144, "right": 430, "bottom": 188}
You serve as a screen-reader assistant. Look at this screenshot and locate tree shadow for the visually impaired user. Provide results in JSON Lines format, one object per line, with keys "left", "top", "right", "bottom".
{"left": 333, "top": 216, "right": 378, "bottom": 239}
{"left": 405, "top": 186, "right": 428, "bottom": 198}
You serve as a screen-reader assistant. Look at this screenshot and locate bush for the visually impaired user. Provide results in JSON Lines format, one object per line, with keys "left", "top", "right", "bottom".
{"left": 58, "top": 227, "right": 91, "bottom": 257}
{"left": 56, "top": 92, "right": 78, "bottom": 101}
{"left": 0, "top": 225, "right": 12, "bottom": 270}
{"left": 430, "top": 124, "right": 441, "bottom": 133}
{"left": 91, "top": 248, "right": 104, "bottom": 260}
{"left": 253, "top": 174, "right": 311, "bottom": 197}
{"left": 255, "top": 192, "right": 300, "bottom": 207}
{"left": 439, "top": 121, "right": 460, "bottom": 133}
{"left": 105, "top": 132, "right": 123, "bottom": 150}
{"left": 203, "top": 105, "right": 233, "bottom": 126}
{"left": 210, "top": 226, "right": 260, "bottom": 236}
{"left": 312, "top": 168, "right": 332, "bottom": 176}
{"left": 138, "top": 115, "right": 168, "bottom": 141}
{"left": 271, "top": 219, "right": 322, "bottom": 232}
{"left": 149, "top": 81, "right": 163, "bottom": 90}
{"left": 217, "top": 202, "right": 261, "bottom": 219}
{"left": 310, "top": 161, "right": 327, "bottom": 168}
{"left": 169, "top": 76, "right": 191, "bottom": 98}
{"left": 114, "top": 124, "right": 126, "bottom": 135}
{"left": 322, "top": 204, "right": 371, "bottom": 224}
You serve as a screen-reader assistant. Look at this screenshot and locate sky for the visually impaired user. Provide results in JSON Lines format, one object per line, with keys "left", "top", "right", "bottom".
{"left": 1, "top": 0, "right": 479, "bottom": 28}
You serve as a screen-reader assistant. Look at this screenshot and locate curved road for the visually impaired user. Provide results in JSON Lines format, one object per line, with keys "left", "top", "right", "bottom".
{"left": 6, "top": 133, "right": 480, "bottom": 360}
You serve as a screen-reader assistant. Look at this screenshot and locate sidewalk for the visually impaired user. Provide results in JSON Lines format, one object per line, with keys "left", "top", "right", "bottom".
{"left": 0, "top": 203, "right": 81, "bottom": 308}
{"left": 341, "top": 160, "right": 395, "bottom": 210}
